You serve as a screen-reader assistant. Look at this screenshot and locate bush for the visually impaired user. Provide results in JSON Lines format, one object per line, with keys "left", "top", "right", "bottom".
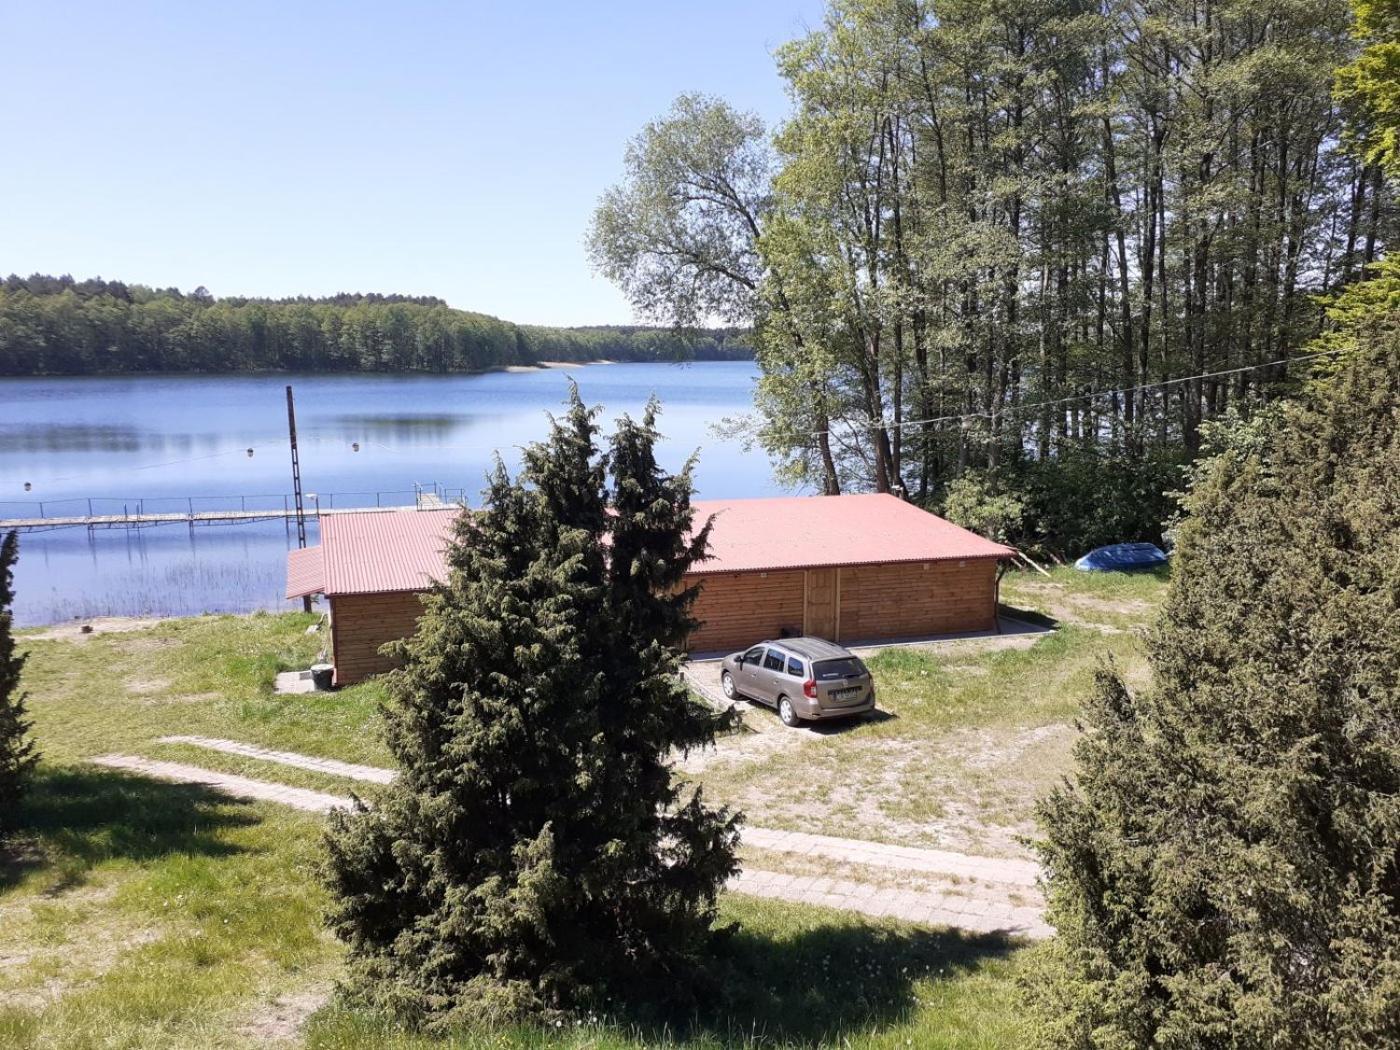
{"left": 940, "top": 473, "right": 1026, "bottom": 544}
{"left": 938, "top": 449, "right": 1182, "bottom": 557}
{"left": 0, "top": 531, "right": 37, "bottom": 827}
{"left": 1030, "top": 325, "right": 1400, "bottom": 1047}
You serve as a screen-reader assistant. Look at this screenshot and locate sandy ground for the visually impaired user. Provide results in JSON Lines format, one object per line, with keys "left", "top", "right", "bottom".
{"left": 678, "top": 619, "right": 1075, "bottom": 859}
{"left": 21, "top": 616, "right": 170, "bottom": 642}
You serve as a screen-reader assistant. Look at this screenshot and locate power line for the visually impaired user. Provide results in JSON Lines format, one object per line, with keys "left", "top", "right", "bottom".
{"left": 36, "top": 445, "right": 259, "bottom": 486}
{"left": 801, "top": 347, "right": 1351, "bottom": 440}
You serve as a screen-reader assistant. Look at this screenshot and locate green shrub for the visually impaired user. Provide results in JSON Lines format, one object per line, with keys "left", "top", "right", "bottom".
{"left": 0, "top": 531, "right": 37, "bottom": 828}
{"left": 1031, "top": 324, "right": 1400, "bottom": 1047}
{"left": 322, "top": 391, "right": 739, "bottom": 1028}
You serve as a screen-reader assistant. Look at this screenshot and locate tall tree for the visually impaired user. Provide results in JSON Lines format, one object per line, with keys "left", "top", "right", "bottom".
{"left": 322, "top": 391, "right": 740, "bottom": 1027}
{"left": 0, "top": 531, "right": 37, "bottom": 827}
{"left": 1031, "top": 323, "right": 1400, "bottom": 1047}
{"left": 595, "top": 0, "right": 1370, "bottom": 542}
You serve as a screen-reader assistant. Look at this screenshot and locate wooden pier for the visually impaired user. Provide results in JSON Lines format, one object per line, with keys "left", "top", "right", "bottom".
{"left": 0, "top": 485, "right": 466, "bottom": 533}
{"left": 0, "top": 505, "right": 427, "bottom": 533}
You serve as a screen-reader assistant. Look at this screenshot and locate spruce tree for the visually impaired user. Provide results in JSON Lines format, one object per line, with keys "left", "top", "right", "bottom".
{"left": 0, "top": 531, "right": 37, "bottom": 828}
{"left": 1031, "top": 325, "right": 1400, "bottom": 1047}
{"left": 323, "top": 390, "right": 740, "bottom": 1027}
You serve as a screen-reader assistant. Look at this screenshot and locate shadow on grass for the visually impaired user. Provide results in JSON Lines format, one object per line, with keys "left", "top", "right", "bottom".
{"left": 997, "top": 603, "right": 1060, "bottom": 631}
{"left": 309, "top": 919, "right": 1019, "bottom": 1049}
{"left": 623, "top": 920, "right": 1018, "bottom": 1047}
{"left": 0, "top": 764, "right": 258, "bottom": 893}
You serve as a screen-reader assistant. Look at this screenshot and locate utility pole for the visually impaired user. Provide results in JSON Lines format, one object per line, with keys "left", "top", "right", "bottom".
{"left": 286, "top": 384, "right": 311, "bottom": 613}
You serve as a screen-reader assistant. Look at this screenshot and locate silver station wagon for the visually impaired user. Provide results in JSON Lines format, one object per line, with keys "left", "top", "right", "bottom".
{"left": 719, "top": 637, "right": 876, "bottom": 727}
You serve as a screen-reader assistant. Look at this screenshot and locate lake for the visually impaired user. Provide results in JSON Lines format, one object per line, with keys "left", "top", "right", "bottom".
{"left": 0, "top": 361, "right": 785, "bottom": 626}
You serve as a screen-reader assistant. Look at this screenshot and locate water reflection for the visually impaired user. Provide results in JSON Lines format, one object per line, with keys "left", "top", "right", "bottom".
{"left": 2, "top": 362, "right": 784, "bottom": 625}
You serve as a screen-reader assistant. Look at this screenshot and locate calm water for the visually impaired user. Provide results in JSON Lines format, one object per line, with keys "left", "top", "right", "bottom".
{"left": 0, "top": 362, "right": 784, "bottom": 625}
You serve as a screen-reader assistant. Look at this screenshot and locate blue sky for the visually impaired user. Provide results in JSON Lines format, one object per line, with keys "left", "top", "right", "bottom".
{"left": 0, "top": 1, "right": 822, "bottom": 326}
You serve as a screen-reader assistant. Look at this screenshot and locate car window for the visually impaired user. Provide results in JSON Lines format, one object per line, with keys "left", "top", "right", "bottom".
{"left": 762, "top": 650, "right": 785, "bottom": 672}
{"left": 813, "top": 657, "right": 866, "bottom": 680}
{"left": 786, "top": 656, "right": 804, "bottom": 677}
{"left": 743, "top": 646, "right": 764, "bottom": 664}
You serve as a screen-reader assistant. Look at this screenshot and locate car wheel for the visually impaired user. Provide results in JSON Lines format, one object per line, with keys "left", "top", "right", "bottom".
{"left": 778, "top": 696, "right": 801, "bottom": 727}
{"left": 721, "top": 671, "right": 738, "bottom": 701}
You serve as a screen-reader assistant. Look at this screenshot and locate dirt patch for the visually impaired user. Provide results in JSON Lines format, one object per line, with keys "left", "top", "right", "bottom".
{"left": 124, "top": 676, "right": 172, "bottom": 695}
{"left": 22, "top": 617, "right": 168, "bottom": 642}
{"left": 699, "top": 723, "right": 1080, "bottom": 861}
{"left": 0, "top": 905, "right": 161, "bottom": 1012}
{"left": 676, "top": 719, "right": 817, "bottom": 775}
{"left": 163, "top": 692, "right": 224, "bottom": 705}
{"left": 237, "top": 987, "right": 331, "bottom": 1044}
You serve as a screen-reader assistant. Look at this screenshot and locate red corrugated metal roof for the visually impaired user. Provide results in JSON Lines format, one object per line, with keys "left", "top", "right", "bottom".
{"left": 687, "top": 493, "right": 1012, "bottom": 575}
{"left": 285, "top": 494, "right": 1010, "bottom": 598}
{"left": 312, "top": 508, "right": 457, "bottom": 597}
{"left": 284, "top": 546, "right": 324, "bottom": 599}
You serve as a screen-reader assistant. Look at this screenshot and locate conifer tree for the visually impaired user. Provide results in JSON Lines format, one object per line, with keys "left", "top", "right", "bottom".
{"left": 0, "top": 531, "right": 37, "bottom": 827}
{"left": 1031, "top": 324, "right": 1400, "bottom": 1047}
{"left": 323, "top": 390, "right": 740, "bottom": 1027}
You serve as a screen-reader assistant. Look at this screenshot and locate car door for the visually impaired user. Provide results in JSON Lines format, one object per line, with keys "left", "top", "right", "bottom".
{"left": 737, "top": 645, "right": 766, "bottom": 699}
{"left": 757, "top": 647, "right": 788, "bottom": 706}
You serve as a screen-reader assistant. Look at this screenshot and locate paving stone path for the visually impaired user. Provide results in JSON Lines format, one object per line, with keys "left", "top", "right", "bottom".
{"left": 92, "top": 742, "right": 1049, "bottom": 940}
{"left": 159, "top": 735, "right": 397, "bottom": 784}
{"left": 729, "top": 867, "right": 1051, "bottom": 940}
{"left": 743, "top": 826, "right": 1040, "bottom": 888}
{"left": 90, "top": 755, "right": 354, "bottom": 813}
{"left": 159, "top": 737, "right": 1043, "bottom": 889}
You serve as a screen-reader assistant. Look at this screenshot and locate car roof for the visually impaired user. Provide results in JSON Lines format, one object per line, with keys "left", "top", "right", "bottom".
{"left": 762, "top": 637, "right": 855, "bottom": 661}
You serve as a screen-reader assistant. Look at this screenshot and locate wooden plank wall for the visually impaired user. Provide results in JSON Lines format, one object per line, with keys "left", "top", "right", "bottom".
{"left": 329, "top": 591, "right": 425, "bottom": 684}
{"left": 837, "top": 559, "right": 998, "bottom": 640}
{"left": 328, "top": 559, "right": 1000, "bottom": 682}
{"left": 685, "top": 570, "right": 805, "bottom": 653}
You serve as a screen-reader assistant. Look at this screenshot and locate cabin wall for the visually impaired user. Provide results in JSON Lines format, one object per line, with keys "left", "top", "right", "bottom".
{"left": 836, "top": 559, "right": 998, "bottom": 640}
{"left": 683, "top": 558, "right": 999, "bottom": 654}
{"left": 329, "top": 590, "right": 425, "bottom": 685}
{"left": 684, "top": 570, "right": 806, "bottom": 653}
{"left": 326, "top": 558, "right": 1001, "bottom": 682}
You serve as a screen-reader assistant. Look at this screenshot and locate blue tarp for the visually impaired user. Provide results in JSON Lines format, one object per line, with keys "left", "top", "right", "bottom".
{"left": 1074, "top": 542, "right": 1169, "bottom": 572}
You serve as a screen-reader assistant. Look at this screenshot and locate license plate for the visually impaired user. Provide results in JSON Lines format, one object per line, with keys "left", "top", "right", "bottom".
{"left": 832, "top": 687, "right": 861, "bottom": 702}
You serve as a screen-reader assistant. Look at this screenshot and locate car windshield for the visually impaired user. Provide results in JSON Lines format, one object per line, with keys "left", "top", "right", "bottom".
{"left": 813, "top": 657, "right": 866, "bottom": 680}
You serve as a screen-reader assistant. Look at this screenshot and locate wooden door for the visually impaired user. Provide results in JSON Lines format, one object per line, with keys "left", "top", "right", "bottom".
{"left": 804, "top": 568, "right": 839, "bottom": 640}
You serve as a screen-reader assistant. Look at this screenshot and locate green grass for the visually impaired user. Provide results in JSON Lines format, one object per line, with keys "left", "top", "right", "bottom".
{"left": 5, "top": 611, "right": 1036, "bottom": 1048}
{"left": 17, "top": 611, "right": 392, "bottom": 767}
{"left": 1000, "top": 564, "right": 1171, "bottom": 632}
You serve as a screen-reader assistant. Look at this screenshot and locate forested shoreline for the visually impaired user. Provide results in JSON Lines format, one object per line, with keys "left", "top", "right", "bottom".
{"left": 0, "top": 274, "right": 752, "bottom": 377}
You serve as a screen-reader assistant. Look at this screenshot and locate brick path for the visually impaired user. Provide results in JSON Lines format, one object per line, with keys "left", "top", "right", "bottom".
{"left": 743, "top": 826, "right": 1040, "bottom": 888}
{"left": 728, "top": 868, "right": 1051, "bottom": 940}
{"left": 90, "top": 755, "right": 354, "bottom": 813}
{"left": 159, "top": 735, "right": 397, "bottom": 784}
{"left": 91, "top": 742, "right": 1050, "bottom": 940}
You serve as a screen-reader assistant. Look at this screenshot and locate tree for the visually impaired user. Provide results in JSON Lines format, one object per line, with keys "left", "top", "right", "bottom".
{"left": 1030, "top": 322, "right": 1400, "bottom": 1048}
{"left": 0, "top": 531, "right": 37, "bottom": 827}
{"left": 322, "top": 390, "right": 740, "bottom": 1028}
{"left": 595, "top": 0, "right": 1367, "bottom": 536}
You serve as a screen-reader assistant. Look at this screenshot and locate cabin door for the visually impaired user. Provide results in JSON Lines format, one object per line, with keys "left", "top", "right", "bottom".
{"left": 804, "top": 568, "right": 840, "bottom": 640}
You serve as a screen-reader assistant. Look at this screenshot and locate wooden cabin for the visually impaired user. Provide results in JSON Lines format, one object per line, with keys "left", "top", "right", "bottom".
{"left": 286, "top": 493, "right": 1012, "bottom": 686}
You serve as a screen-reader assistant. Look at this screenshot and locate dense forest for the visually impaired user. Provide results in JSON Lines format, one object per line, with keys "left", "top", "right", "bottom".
{"left": 0, "top": 274, "right": 752, "bottom": 376}
{"left": 593, "top": 0, "right": 1393, "bottom": 551}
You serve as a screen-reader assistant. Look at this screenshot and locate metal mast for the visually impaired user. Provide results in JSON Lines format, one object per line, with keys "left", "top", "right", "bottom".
{"left": 286, "top": 385, "right": 311, "bottom": 612}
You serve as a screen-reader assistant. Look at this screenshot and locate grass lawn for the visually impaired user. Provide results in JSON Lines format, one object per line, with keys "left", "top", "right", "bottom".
{"left": 1, "top": 567, "right": 1169, "bottom": 1047}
